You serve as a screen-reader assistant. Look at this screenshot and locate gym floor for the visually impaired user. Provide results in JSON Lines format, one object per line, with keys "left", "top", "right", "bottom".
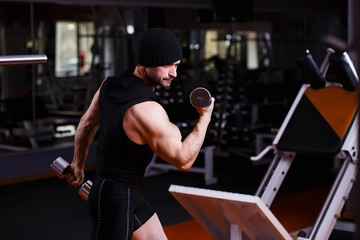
{"left": 0, "top": 151, "right": 357, "bottom": 239}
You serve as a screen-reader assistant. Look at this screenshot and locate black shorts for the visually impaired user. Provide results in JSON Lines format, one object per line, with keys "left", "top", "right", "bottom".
{"left": 88, "top": 178, "right": 155, "bottom": 240}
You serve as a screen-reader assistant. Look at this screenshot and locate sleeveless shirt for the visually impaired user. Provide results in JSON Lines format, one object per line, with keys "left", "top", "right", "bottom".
{"left": 96, "top": 71, "right": 161, "bottom": 186}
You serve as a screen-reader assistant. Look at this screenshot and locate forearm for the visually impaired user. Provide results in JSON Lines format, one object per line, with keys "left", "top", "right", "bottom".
{"left": 66, "top": 117, "right": 98, "bottom": 187}
{"left": 73, "top": 120, "right": 98, "bottom": 169}
{"left": 72, "top": 87, "right": 101, "bottom": 169}
{"left": 179, "top": 114, "right": 212, "bottom": 170}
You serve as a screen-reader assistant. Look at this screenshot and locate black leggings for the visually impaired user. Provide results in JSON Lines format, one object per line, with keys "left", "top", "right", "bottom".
{"left": 88, "top": 178, "right": 155, "bottom": 240}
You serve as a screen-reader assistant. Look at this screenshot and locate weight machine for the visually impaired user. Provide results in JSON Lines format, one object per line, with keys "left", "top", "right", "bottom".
{"left": 169, "top": 49, "right": 359, "bottom": 239}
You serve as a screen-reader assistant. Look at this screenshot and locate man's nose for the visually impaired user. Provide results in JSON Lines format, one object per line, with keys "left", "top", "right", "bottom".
{"left": 169, "top": 66, "right": 177, "bottom": 78}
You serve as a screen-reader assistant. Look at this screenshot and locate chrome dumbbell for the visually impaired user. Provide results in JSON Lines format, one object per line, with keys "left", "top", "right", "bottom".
{"left": 50, "top": 156, "right": 71, "bottom": 178}
{"left": 50, "top": 157, "right": 92, "bottom": 201}
{"left": 78, "top": 179, "right": 92, "bottom": 201}
{"left": 189, "top": 87, "right": 212, "bottom": 109}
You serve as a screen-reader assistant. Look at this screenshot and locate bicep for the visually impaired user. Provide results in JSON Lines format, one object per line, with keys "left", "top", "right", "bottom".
{"left": 126, "top": 102, "right": 183, "bottom": 162}
{"left": 80, "top": 78, "right": 107, "bottom": 127}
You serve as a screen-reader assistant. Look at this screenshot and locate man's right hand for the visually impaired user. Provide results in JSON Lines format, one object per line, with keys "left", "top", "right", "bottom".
{"left": 65, "top": 164, "right": 84, "bottom": 187}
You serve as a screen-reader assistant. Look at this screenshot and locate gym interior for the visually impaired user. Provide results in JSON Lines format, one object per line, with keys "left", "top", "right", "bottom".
{"left": 0, "top": 0, "right": 359, "bottom": 239}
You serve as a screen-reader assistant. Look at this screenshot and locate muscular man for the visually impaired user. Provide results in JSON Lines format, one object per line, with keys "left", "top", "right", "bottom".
{"left": 65, "top": 28, "right": 214, "bottom": 239}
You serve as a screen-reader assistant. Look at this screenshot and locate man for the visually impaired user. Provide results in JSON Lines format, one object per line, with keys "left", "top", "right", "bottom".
{"left": 65, "top": 28, "right": 214, "bottom": 239}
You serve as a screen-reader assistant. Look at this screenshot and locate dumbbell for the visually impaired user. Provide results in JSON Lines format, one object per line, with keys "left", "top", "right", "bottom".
{"left": 189, "top": 87, "right": 212, "bottom": 109}
{"left": 50, "top": 157, "right": 92, "bottom": 201}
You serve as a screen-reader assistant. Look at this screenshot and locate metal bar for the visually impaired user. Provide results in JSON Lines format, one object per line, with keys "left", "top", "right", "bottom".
{"left": 256, "top": 152, "right": 296, "bottom": 207}
{"left": 308, "top": 155, "right": 357, "bottom": 239}
{"left": 319, "top": 47, "right": 335, "bottom": 77}
{"left": 0, "top": 54, "right": 47, "bottom": 66}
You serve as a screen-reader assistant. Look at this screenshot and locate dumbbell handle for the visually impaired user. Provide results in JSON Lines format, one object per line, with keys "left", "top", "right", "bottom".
{"left": 50, "top": 157, "right": 92, "bottom": 201}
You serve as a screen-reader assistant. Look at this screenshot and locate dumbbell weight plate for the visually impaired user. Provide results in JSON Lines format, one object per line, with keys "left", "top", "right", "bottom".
{"left": 79, "top": 180, "right": 93, "bottom": 201}
{"left": 190, "top": 87, "right": 212, "bottom": 109}
{"left": 50, "top": 157, "right": 70, "bottom": 179}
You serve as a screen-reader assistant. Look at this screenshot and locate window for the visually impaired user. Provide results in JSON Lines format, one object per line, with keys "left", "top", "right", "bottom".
{"left": 55, "top": 21, "right": 94, "bottom": 77}
{"left": 204, "top": 30, "right": 260, "bottom": 70}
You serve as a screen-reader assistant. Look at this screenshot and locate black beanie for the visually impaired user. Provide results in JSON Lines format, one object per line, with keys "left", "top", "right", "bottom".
{"left": 137, "top": 28, "right": 182, "bottom": 67}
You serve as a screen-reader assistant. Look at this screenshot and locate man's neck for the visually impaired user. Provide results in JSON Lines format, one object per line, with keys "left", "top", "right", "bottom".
{"left": 133, "top": 65, "right": 155, "bottom": 91}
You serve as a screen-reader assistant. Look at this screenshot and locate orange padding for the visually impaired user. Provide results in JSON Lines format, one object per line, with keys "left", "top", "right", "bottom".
{"left": 164, "top": 219, "right": 213, "bottom": 240}
{"left": 305, "top": 86, "right": 358, "bottom": 139}
{"left": 270, "top": 186, "right": 330, "bottom": 233}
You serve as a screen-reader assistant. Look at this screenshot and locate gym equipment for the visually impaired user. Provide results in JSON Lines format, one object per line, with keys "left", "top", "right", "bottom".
{"left": 50, "top": 156, "right": 71, "bottom": 179}
{"left": 169, "top": 50, "right": 359, "bottom": 240}
{"left": 78, "top": 180, "right": 93, "bottom": 201}
{"left": 169, "top": 185, "right": 293, "bottom": 240}
{"left": 0, "top": 54, "right": 50, "bottom": 151}
{"left": 0, "top": 95, "right": 55, "bottom": 151}
{"left": 189, "top": 87, "right": 212, "bottom": 109}
{"left": 296, "top": 50, "right": 327, "bottom": 89}
{"left": 50, "top": 157, "right": 93, "bottom": 201}
{"left": 0, "top": 54, "right": 47, "bottom": 66}
{"left": 329, "top": 51, "right": 359, "bottom": 91}
{"left": 210, "top": 59, "right": 238, "bottom": 150}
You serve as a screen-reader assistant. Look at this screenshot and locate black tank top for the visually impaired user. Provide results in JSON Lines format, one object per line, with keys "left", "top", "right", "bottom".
{"left": 96, "top": 71, "right": 161, "bottom": 186}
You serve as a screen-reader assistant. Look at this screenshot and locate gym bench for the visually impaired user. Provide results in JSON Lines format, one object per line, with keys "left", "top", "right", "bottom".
{"left": 169, "top": 49, "right": 359, "bottom": 240}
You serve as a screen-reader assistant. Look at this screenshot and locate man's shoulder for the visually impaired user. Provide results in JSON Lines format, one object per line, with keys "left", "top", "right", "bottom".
{"left": 128, "top": 101, "right": 164, "bottom": 117}
{"left": 130, "top": 100, "right": 163, "bottom": 111}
